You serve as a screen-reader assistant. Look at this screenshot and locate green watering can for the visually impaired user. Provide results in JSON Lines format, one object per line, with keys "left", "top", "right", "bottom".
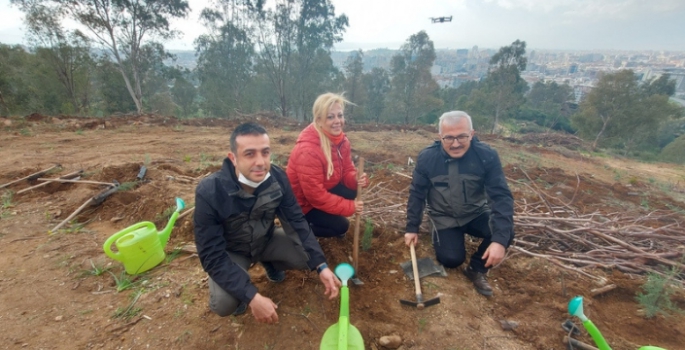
{"left": 103, "top": 198, "right": 185, "bottom": 275}
{"left": 568, "top": 296, "right": 667, "bottom": 350}
{"left": 320, "top": 263, "right": 365, "bottom": 350}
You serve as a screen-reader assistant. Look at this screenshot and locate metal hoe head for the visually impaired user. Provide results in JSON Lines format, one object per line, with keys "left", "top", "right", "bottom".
{"left": 400, "top": 294, "right": 440, "bottom": 310}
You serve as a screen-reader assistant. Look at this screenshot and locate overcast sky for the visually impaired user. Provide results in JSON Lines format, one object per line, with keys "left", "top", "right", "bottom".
{"left": 1, "top": 0, "right": 684, "bottom": 52}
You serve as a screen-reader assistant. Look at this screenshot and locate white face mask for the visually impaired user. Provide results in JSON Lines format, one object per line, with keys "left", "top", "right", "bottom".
{"left": 238, "top": 171, "right": 271, "bottom": 188}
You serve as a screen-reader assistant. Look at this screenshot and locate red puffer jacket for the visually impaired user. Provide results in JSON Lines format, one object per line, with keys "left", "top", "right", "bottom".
{"left": 287, "top": 124, "right": 358, "bottom": 216}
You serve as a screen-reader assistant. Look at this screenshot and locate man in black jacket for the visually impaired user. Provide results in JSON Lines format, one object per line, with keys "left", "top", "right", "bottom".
{"left": 405, "top": 111, "right": 514, "bottom": 296}
{"left": 194, "top": 123, "right": 340, "bottom": 324}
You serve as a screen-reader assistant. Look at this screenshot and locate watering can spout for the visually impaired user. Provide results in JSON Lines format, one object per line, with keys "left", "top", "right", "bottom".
{"left": 159, "top": 197, "right": 185, "bottom": 247}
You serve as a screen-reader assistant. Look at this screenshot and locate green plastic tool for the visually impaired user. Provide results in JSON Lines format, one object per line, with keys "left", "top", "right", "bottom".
{"left": 568, "top": 296, "right": 667, "bottom": 350}
{"left": 320, "top": 263, "right": 365, "bottom": 350}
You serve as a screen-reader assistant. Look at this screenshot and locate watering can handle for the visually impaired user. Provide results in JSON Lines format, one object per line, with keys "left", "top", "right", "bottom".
{"left": 102, "top": 222, "right": 153, "bottom": 261}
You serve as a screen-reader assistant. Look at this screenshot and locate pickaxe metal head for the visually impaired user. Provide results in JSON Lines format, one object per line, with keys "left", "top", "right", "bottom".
{"left": 400, "top": 294, "right": 440, "bottom": 309}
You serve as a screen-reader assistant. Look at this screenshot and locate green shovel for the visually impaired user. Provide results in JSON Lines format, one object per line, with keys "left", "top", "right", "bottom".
{"left": 320, "top": 263, "right": 365, "bottom": 350}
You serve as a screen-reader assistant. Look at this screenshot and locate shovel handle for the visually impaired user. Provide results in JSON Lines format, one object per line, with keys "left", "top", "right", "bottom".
{"left": 352, "top": 158, "right": 364, "bottom": 272}
{"left": 410, "top": 243, "right": 424, "bottom": 308}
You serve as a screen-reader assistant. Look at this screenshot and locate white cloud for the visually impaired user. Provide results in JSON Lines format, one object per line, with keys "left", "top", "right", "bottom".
{"left": 482, "top": 0, "right": 685, "bottom": 19}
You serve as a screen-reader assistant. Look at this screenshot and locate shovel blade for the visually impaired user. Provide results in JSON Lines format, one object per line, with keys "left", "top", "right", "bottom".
{"left": 400, "top": 257, "right": 447, "bottom": 280}
{"left": 320, "top": 323, "right": 365, "bottom": 350}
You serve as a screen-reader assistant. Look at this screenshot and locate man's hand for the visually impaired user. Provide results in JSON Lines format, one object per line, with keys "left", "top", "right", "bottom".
{"left": 249, "top": 293, "right": 279, "bottom": 324}
{"left": 358, "top": 172, "right": 369, "bottom": 188}
{"left": 404, "top": 233, "right": 418, "bottom": 247}
{"left": 482, "top": 242, "right": 506, "bottom": 268}
{"left": 318, "top": 268, "right": 342, "bottom": 299}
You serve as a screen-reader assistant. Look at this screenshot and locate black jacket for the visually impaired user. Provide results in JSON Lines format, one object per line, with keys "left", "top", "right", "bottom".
{"left": 406, "top": 137, "right": 514, "bottom": 247}
{"left": 194, "top": 159, "right": 326, "bottom": 304}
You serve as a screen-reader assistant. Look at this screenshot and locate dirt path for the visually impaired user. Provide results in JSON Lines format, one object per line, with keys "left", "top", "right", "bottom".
{"left": 1, "top": 117, "right": 684, "bottom": 350}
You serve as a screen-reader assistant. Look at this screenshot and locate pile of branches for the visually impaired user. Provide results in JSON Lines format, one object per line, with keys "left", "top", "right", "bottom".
{"left": 518, "top": 133, "right": 585, "bottom": 150}
{"left": 361, "top": 170, "right": 685, "bottom": 283}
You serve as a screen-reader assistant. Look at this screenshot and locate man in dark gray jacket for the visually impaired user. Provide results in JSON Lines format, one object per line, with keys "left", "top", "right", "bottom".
{"left": 194, "top": 123, "right": 340, "bottom": 324}
{"left": 405, "top": 111, "right": 514, "bottom": 296}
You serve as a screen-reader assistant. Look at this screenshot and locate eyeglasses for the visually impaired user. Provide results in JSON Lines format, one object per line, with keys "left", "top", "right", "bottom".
{"left": 441, "top": 134, "right": 470, "bottom": 144}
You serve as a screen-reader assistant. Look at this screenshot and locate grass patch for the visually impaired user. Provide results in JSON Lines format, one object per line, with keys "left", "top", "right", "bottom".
{"left": 362, "top": 218, "right": 373, "bottom": 251}
{"left": 2, "top": 190, "right": 15, "bottom": 209}
{"left": 117, "top": 181, "right": 137, "bottom": 192}
{"left": 165, "top": 247, "right": 184, "bottom": 264}
{"left": 108, "top": 271, "right": 140, "bottom": 292}
{"left": 113, "top": 289, "right": 144, "bottom": 320}
{"left": 83, "top": 260, "right": 112, "bottom": 277}
{"left": 155, "top": 206, "right": 176, "bottom": 221}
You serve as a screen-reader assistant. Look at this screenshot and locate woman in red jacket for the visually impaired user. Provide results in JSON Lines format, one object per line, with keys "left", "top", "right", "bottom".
{"left": 286, "top": 93, "right": 368, "bottom": 237}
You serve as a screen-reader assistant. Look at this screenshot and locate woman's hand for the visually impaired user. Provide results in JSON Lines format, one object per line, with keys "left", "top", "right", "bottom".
{"left": 354, "top": 200, "right": 364, "bottom": 215}
{"left": 358, "top": 172, "right": 369, "bottom": 188}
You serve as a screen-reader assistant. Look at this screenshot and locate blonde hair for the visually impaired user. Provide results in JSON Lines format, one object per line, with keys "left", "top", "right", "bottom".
{"left": 312, "top": 92, "right": 349, "bottom": 179}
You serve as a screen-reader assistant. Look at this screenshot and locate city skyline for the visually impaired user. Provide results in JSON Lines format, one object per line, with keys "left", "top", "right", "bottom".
{"left": 1, "top": 0, "right": 684, "bottom": 52}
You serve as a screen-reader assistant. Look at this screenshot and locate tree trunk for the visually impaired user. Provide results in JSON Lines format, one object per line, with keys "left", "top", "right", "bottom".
{"left": 592, "top": 114, "right": 610, "bottom": 151}
{"left": 491, "top": 106, "right": 500, "bottom": 134}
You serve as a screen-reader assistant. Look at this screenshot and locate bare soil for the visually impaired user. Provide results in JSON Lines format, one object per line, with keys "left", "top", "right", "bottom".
{"left": 1, "top": 114, "right": 685, "bottom": 350}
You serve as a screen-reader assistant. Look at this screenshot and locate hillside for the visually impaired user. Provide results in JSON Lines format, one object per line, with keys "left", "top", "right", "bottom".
{"left": 1, "top": 114, "right": 684, "bottom": 350}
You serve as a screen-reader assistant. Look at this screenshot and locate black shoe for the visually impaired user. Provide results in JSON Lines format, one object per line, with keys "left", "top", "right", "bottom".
{"left": 232, "top": 302, "right": 248, "bottom": 316}
{"left": 262, "top": 262, "right": 285, "bottom": 283}
{"left": 463, "top": 266, "right": 493, "bottom": 296}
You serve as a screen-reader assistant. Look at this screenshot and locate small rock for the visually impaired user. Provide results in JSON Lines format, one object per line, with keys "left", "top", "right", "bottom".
{"left": 499, "top": 319, "right": 519, "bottom": 330}
{"left": 110, "top": 217, "right": 124, "bottom": 223}
{"left": 389, "top": 270, "right": 398, "bottom": 274}
{"left": 379, "top": 334, "right": 402, "bottom": 349}
{"left": 2, "top": 119, "right": 12, "bottom": 126}
{"left": 22, "top": 343, "right": 28, "bottom": 347}
{"left": 55, "top": 315, "right": 63, "bottom": 321}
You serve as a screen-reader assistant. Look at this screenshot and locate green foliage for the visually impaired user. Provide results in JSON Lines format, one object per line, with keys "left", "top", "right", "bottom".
{"left": 13, "top": 0, "right": 191, "bottom": 114}
{"left": 343, "top": 50, "right": 365, "bottom": 121}
{"left": 385, "top": 31, "right": 443, "bottom": 124}
{"left": 116, "top": 182, "right": 137, "bottom": 192}
{"left": 660, "top": 134, "right": 685, "bottom": 164}
{"left": 83, "top": 260, "right": 112, "bottom": 277}
{"left": 165, "top": 247, "right": 183, "bottom": 264}
{"left": 636, "top": 268, "right": 683, "bottom": 318}
{"left": 195, "top": 21, "right": 254, "bottom": 118}
{"left": 572, "top": 69, "right": 683, "bottom": 152}
{"left": 1, "top": 190, "right": 15, "bottom": 209}
{"left": 361, "top": 218, "right": 373, "bottom": 251}
{"left": 155, "top": 206, "right": 176, "bottom": 222}
{"left": 362, "top": 67, "right": 390, "bottom": 123}
{"left": 418, "top": 318, "right": 428, "bottom": 333}
{"left": 113, "top": 289, "right": 143, "bottom": 320}
{"left": 482, "top": 40, "right": 528, "bottom": 133}
{"left": 108, "top": 271, "right": 139, "bottom": 292}
{"left": 171, "top": 73, "right": 197, "bottom": 117}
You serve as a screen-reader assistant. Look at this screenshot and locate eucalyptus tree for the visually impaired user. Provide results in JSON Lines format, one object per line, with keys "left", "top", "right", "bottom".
{"left": 24, "top": 4, "right": 94, "bottom": 114}
{"left": 386, "top": 31, "right": 442, "bottom": 124}
{"left": 252, "top": 0, "right": 348, "bottom": 119}
{"left": 362, "top": 67, "right": 390, "bottom": 123}
{"left": 483, "top": 39, "right": 528, "bottom": 133}
{"left": 572, "top": 69, "right": 683, "bottom": 152}
{"left": 12, "top": 0, "right": 190, "bottom": 114}
{"left": 343, "top": 49, "right": 364, "bottom": 120}
{"left": 195, "top": 0, "right": 256, "bottom": 117}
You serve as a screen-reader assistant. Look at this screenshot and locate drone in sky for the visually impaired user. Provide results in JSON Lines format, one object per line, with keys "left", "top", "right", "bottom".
{"left": 430, "top": 16, "right": 453, "bottom": 23}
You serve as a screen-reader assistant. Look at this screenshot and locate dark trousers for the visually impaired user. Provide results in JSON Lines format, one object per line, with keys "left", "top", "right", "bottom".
{"left": 305, "top": 183, "right": 357, "bottom": 238}
{"left": 432, "top": 212, "right": 492, "bottom": 274}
